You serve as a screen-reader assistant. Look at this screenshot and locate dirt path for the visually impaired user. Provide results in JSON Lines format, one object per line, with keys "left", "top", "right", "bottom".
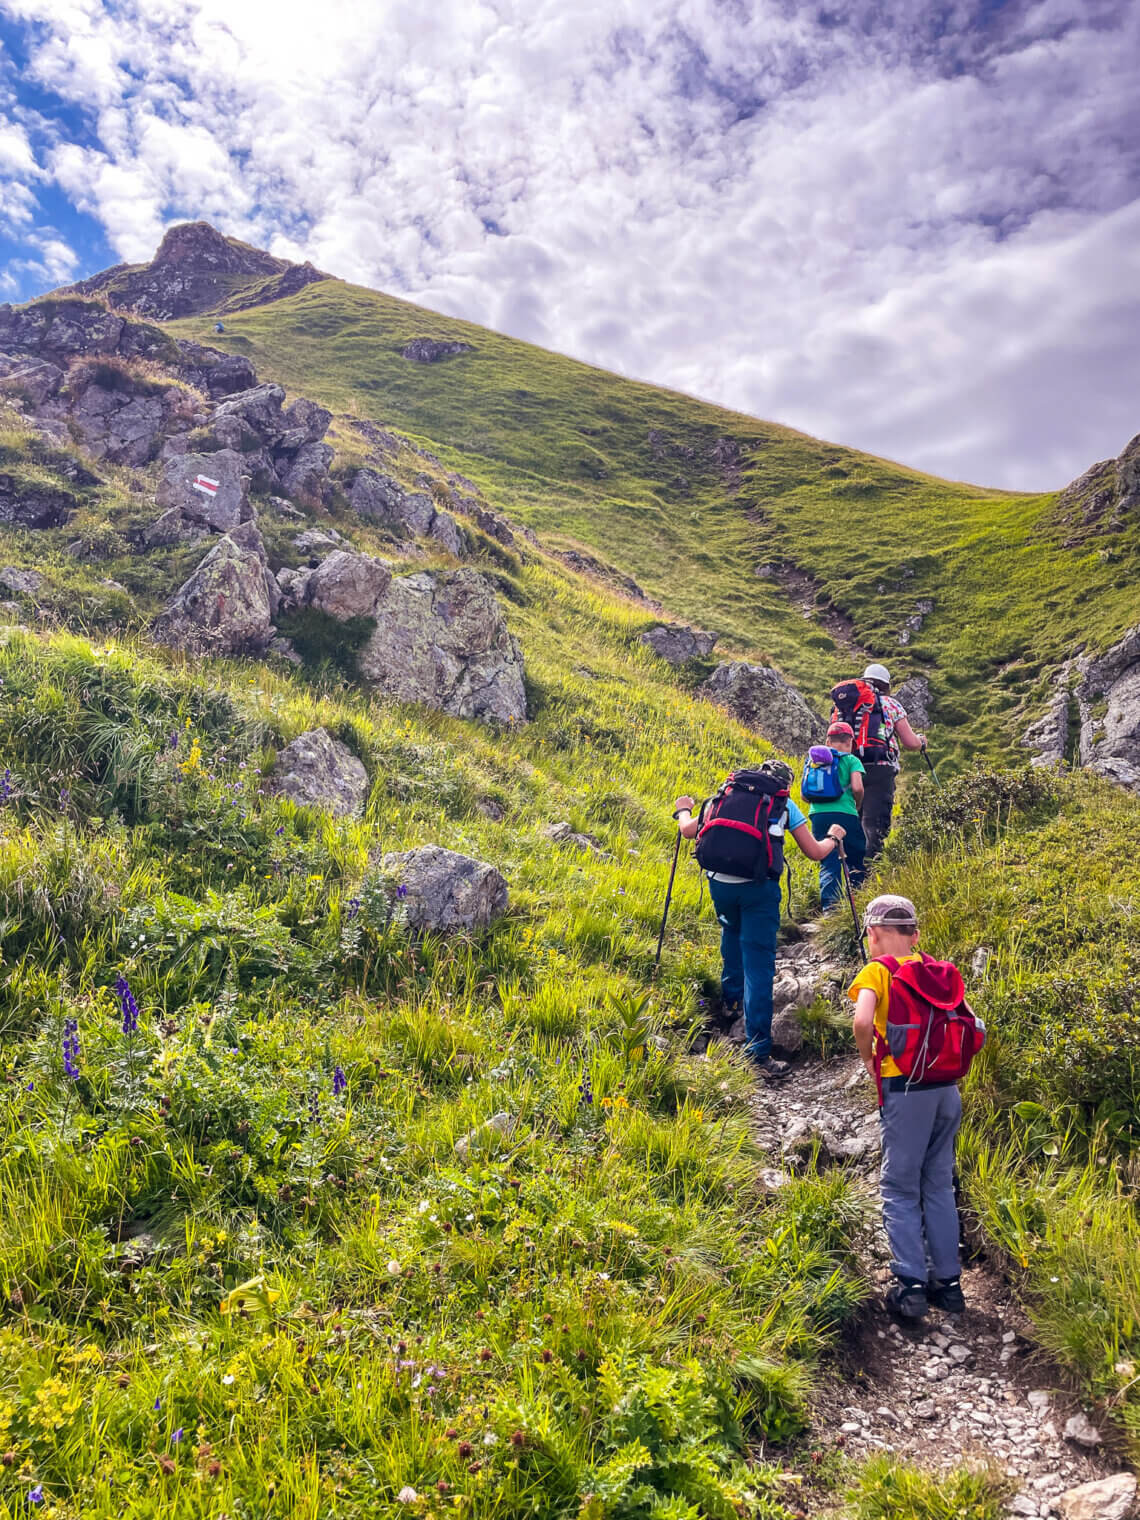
{"left": 731, "top": 935, "right": 1131, "bottom": 1518}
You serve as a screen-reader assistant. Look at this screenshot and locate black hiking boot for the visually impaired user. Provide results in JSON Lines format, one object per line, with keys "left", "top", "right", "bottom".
{"left": 927, "top": 1276, "right": 966, "bottom": 1314}
{"left": 885, "top": 1276, "right": 928, "bottom": 1320}
{"left": 751, "top": 1056, "right": 790, "bottom": 1081}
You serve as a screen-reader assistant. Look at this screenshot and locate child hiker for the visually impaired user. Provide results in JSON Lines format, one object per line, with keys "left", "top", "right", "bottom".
{"left": 673, "top": 759, "right": 846, "bottom": 1082}
{"left": 801, "top": 720, "right": 866, "bottom": 912}
{"left": 848, "top": 895, "right": 985, "bottom": 1319}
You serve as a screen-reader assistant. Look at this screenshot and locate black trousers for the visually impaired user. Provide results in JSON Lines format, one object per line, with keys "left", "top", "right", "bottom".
{"left": 860, "top": 763, "right": 897, "bottom": 858}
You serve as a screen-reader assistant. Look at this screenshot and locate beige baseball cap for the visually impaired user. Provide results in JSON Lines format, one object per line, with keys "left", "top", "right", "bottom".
{"left": 862, "top": 893, "right": 919, "bottom": 931}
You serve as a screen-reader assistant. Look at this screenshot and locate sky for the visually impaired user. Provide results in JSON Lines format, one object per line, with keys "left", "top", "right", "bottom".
{"left": 1, "top": 0, "right": 1138, "bottom": 491}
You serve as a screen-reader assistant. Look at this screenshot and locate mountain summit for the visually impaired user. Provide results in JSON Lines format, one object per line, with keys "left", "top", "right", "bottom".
{"left": 59, "top": 220, "right": 326, "bottom": 321}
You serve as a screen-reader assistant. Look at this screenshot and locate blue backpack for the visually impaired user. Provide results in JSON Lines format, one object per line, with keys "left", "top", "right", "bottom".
{"left": 801, "top": 746, "right": 845, "bottom": 803}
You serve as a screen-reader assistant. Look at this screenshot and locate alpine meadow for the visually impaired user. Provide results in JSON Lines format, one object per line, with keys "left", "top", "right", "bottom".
{"left": 0, "top": 218, "right": 1134, "bottom": 1520}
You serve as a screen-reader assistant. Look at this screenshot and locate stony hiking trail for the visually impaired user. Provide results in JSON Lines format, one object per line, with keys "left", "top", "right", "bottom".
{"left": 714, "top": 929, "right": 1137, "bottom": 1520}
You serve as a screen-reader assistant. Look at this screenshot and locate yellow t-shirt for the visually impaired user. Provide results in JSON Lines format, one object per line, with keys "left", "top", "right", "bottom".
{"left": 847, "top": 954, "right": 923, "bottom": 1078}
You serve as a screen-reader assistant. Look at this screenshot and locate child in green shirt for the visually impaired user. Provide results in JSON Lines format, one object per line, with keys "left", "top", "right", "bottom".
{"left": 805, "top": 722, "right": 866, "bottom": 909}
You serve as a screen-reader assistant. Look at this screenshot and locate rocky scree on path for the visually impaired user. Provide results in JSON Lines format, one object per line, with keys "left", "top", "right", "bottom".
{"left": 706, "top": 932, "right": 1135, "bottom": 1518}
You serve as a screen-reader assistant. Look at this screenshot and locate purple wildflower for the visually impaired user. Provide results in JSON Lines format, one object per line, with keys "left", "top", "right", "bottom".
{"left": 62, "top": 1018, "right": 80, "bottom": 1080}
{"left": 0, "top": 768, "right": 11, "bottom": 801}
{"left": 171, "top": 1427, "right": 183, "bottom": 1444}
{"left": 578, "top": 1069, "right": 593, "bottom": 1107}
{"left": 28, "top": 1485, "right": 43, "bottom": 1505}
{"left": 153, "top": 1397, "right": 162, "bottom": 1412}
{"left": 115, "top": 975, "right": 139, "bottom": 1036}
{"left": 333, "top": 1066, "right": 347, "bottom": 1097}
{"left": 396, "top": 884, "right": 408, "bottom": 900}
{"left": 345, "top": 897, "right": 361, "bottom": 921}
{"left": 58, "top": 788, "right": 70, "bottom": 810}
{"left": 168, "top": 731, "right": 179, "bottom": 750}
{"left": 308, "top": 1088, "right": 321, "bottom": 1125}
{"left": 275, "top": 826, "right": 285, "bottom": 836}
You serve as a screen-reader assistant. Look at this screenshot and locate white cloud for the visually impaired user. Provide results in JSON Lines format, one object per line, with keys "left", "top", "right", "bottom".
{"left": 3, "top": 0, "right": 1138, "bottom": 487}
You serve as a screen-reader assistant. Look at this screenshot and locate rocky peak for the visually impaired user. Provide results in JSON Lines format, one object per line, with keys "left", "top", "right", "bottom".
{"left": 151, "top": 221, "right": 284, "bottom": 276}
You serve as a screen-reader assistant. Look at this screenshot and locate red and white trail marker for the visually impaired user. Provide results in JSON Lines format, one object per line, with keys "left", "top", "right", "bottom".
{"left": 192, "top": 474, "right": 220, "bottom": 497}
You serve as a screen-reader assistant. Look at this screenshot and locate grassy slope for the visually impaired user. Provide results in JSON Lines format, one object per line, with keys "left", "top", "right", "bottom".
{"left": 168, "top": 280, "right": 1140, "bottom": 771}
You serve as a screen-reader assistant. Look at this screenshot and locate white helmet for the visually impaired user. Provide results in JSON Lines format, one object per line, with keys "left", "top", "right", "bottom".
{"left": 863, "top": 662, "right": 891, "bottom": 686}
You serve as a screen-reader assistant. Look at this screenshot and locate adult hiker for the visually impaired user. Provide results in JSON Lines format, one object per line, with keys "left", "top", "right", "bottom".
{"left": 847, "top": 895, "right": 986, "bottom": 1320}
{"left": 830, "top": 663, "right": 925, "bottom": 858}
{"left": 672, "top": 759, "right": 846, "bottom": 1081}
{"left": 801, "top": 720, "right": 866, "bottom": 912}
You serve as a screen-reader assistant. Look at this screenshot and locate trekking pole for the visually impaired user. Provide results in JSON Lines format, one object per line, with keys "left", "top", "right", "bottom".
{"left": 920, "top": 741, "right": 941, "bottom": 788}
{"left": 654, "top": 832, "right": 683, "bottom": 967}
{"left": 836, "top": 837, "right": 868, "bottom": 964}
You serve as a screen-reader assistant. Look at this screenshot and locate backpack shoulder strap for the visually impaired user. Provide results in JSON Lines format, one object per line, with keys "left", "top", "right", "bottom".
{"left": 874, "top": 955, "right": 901, "bottom": 974}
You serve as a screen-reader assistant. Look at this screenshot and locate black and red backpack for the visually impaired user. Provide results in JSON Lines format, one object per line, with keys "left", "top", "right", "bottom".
{"left": 830, "top": 679, "right": 891, "bottom": 763}
{"left": 872, "top": 954, "right": 987, "bottom": 1102}
{"left": 694, "top": 769, "right": 790, "bottom": 880}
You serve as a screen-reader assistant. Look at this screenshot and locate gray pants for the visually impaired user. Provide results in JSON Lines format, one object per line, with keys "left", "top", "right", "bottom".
{"left": 879, "top": 1083, "right": 962, "bottom": 1282}
{"left": 860, "top": 762, "right": 897, "bottom": 858}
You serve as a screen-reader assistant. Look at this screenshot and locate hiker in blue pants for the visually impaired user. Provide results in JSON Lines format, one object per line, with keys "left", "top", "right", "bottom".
{"left": 673, "top": 760, "right": 846, "bottom": 1081}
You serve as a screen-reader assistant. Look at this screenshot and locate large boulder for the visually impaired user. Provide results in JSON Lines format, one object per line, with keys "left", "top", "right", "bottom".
{"left": 1058, "top": 1473, "right": 1136, "bottom": 1520}
{"left": 151, "top": 521, "right": 274, "bottom": 656}
{"left": 156, "top": 448, "right": 252, "bottom": 533}
{"left": 279, "top": 549, "right": 392, "bottom": 621}
{"left": 212, "top": 383, "right": 286, "bottom": 443}
{"left": 379, "top": 845, "right": 507, "bottom": 932}
{"left": 277, "top": 397, "right": 331, "bottom": 450}
{"left": 1116, "top": 434, "right": 1140, "bottom": 514}
{"left": 275, "top": 441, "right": 333, "bottom": 504}
{"left": 401, "top": 338, "right": 473, "bottom": 363}
{"left": 175, "top": 341, "right": 258, "bottom": 398}
{"left": 0, "top": 566, "right": 46, "bottom": 597}
{"left": 699, "top": 662, "right": 825, "bottom": 753}
{"left": 270, "top": 728, "right": 369, "bottom": 817}
{"left": 639, "top": 624, "right": 718, "bottom": 664}
{"left": 357, "top": 568, "right": 527, "bottom": 723}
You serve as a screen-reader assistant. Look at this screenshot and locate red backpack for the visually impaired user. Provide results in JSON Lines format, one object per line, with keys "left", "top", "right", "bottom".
{"left": 873, "top": 954, "right": 986, "bottom": 1100}
{"left": 830, "top": 679, "right": 891, "bottom": 763}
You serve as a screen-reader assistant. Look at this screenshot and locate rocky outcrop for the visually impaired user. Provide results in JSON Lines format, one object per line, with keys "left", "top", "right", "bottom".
{"left": 174, "top": 342, "right": 258, "bottom": 399}
{"left": 59, "top": 221, "right": 327, "bottom": 321}
{"left": 0, "top": 298, "right": 175, "bottom": 367}
{"left": 554, "top": 548, "right": 659, "bottom": 607}
{"left": 270, "top": 728, "right": 369, "bottom": 817}
{"left": 349, "top": 469, "right": 463, "bottom": 555}
{"left": 357, "top": 569, "right": 527, "bottom": 723}
{"left": 0, "top": 473, "right": 77, "bottom": 530}
{"left": 699, "top": 662, "right": 825, "bottom": 753}
{"left": 59, "top": 376, "right": 196, "bottom": 467}
{"left": 151, "top": 521, "right": 275, "bottom": 656}
{"left": 174, "top": 380, "right": 333, "bottom": 505}
{"left": 278, "top": 549, "right": 392, "bottom": 621}
{"left": 401, "top": 338, "right": 473, "bottom": 363}
{"left": 897, "top": 598, "right": 933, "bottom": 646}
{"left": 379, "top": 845, "right": 508, "bottom": 932}
{"left": 639, "top": 624, "right": 717, "bottom": 664}
{"left": 1055, "top": 431, "right": 1140, "bottom": 539}
{"left": 1023, "top": 627, "right": 1140, "bottom": 791}
{"left": 0, "top": 353, "right": 63, "bottom": 406}
{"left": 894, "top": 675, "right": 932, "bottom": 730}
{"left": 156, "top": 449, "right": 253, "bottom": 533}
{"left": 0, "top": 566, "right": 46, "bottom": 597}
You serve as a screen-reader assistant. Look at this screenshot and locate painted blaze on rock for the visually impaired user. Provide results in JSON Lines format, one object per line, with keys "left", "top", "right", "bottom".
{"left": 156, "top": 448, "right": 252, "bottom": 533}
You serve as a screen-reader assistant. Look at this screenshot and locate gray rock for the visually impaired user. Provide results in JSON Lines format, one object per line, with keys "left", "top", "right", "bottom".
{"left": 769, "top": 1004, "right": 804, "bottom": 1055}
{"left": 350, "top": 469, "right": 461, "bottom": 552}
{"left": 379, "top": 844, "right": 508, "bottom": 932}
{"left": 156, "top": 448, "right": 252, "bottom": 533}
{"left": 698, "top": 662, "right": 825, "bottom": 752}
{"left": 454, "top": 1111, "right": 514, "bottom": 1160}
{"left": 212, "top": 383, "right": 286, "bottom": 442}
{"left": 279, "top": 397, "right": 331, "bottom": 446}
{"left": 894, "top": 675, "right": 932, "bottom": 730}
{"left": 541, "top": 821, "right": 607, "bottom": 856}
{"left": 428, "top": 507, "right": 464, "bottom": 557}
{"left": 64, "top": 382, "right": 176, "bottom": 466}
{"left": 292, "top": 527, "right": 346, "bottom": 556}
{"left": 1062, "top": 1412, "right": 1103, "bottom": 1448}
{"left": 150, "top": 521, "right": 273, "bottom": 656}
{"left": 1116, "top": 433, "right": 1140, "bottom": 514}
{"left": 0, "top": 566, "right": 45, "bottom": 597}
{"left": 282, "top": 549, "right": 392, "bottom": 621}
{"left": 142, "top": 507, "right": 206, "bottom": 548}
{"left": 275, "top": 440, "right": 333, "bottom": 504}
{"left": 270, "top": 728, "right": 369, "bottom": 817}
{"left": 639, "top": 624, "right": 718, "bottom": 664}
{"left": 1058, "top": 1473, "right": 1137, "bottom": 1520}
{"left": 357, "top": 568, "right": 527, "bottom": 724}
{"left": 175, "top": 344, "right": 258, "bottom": 398}
{"left": 0, "top": 353, "right": 63, "bottom": 405}
{"left": 401, "top": 338, "right": 473, "bottom": 363}
{"left": 1079, "top": 624, "right": 1140, "bottom": 791}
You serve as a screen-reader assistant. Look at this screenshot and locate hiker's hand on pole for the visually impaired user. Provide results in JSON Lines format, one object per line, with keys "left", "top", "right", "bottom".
{"left": 826, "top": 823, "right": 847, "bottom": 842}
{"left": 672, "top": 794, "right": 695, "bottom": 817}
